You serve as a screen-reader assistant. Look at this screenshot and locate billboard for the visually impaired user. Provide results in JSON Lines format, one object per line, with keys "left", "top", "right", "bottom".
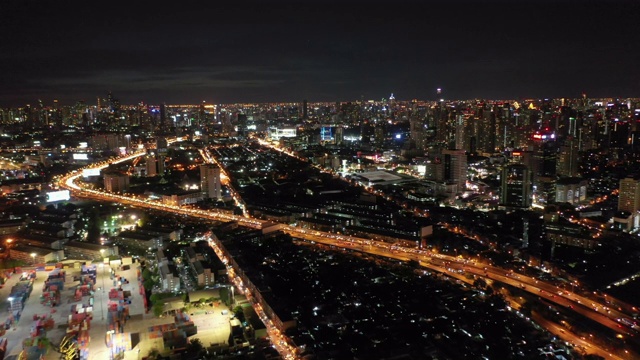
{"left": 46, "top": 190, "right": 70, "bottom": 202}
{"left": 320, "top": 127, "right": 333, "bottom": 141}
{"left": 82, "top": 168, "right": 101, "bottom": 177}
{"left": 73, "top": 153, "right": 89, "bottom": 160}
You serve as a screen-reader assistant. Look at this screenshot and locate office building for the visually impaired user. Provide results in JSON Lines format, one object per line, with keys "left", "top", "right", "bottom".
{"left": 557, "top": 140, "right": 579, "bottom": 177}
{"left": 103, "top": 173, "right": 129, "bottom": 193}
{"left": 618, "top": 177, "right": 640, "bottom": 213}
{"left": 441, "top": 149, "right": 467, "bottom": 193}
{"left": 145, "top": 154, "right": 158, "bottom": 177}
{"left": 144, "top": 153, "right": 165, "bottom": 177}
{"left": 555, "top": 178, "right": 587, "bottom": 205}
{"left": 200, "top": 164, "right": 222, "bottom": 199}
{"left": 500, "top": 164, "right": 531, "bottom": 208}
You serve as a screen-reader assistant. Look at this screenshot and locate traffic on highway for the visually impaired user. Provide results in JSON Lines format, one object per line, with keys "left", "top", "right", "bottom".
{"left": 55, "top": 143, "right": 640, "bottom": 359}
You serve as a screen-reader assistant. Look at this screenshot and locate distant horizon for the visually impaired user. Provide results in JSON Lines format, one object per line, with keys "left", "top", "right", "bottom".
{"left": 3, "top": 95, "right": 639, "bottom": 108}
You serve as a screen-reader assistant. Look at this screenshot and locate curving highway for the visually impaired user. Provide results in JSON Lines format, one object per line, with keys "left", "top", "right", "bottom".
{"left": 56, "top": 147, "right": 640, "bottom": 359}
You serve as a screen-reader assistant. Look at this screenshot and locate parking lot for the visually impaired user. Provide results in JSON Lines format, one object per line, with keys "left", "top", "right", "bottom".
{"left": 186, "top": 303, "right": 232, "bottom": 347}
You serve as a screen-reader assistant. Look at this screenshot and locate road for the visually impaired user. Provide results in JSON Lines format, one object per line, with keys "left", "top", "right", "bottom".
{"left": 532, "top": 312, "right": 627, "bottom": 360}
{"left": 57, "top": 147, "right": 640, "bottom": 359}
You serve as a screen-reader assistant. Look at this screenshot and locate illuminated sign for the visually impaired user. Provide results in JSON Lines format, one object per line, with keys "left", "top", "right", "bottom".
{"left": 532, "top": 133, "right": 555, "bottom": 140}
{"left": 79, "top": 142, "right": 88, "bottom": 149}
{"left": 46, "top": 190, "right": 70, "bottom": 202}
{"left": 82, "top": 168, "right": 101, "bottom": 177}
{"left": 512, "top": 152, "right": 522, "bottom": 156}
{"left": 73, "top": 153, "right": 89, "bottom": 160}
{"left": 268, "top": 127, "right": 297, "bottom": 139}
{"left": 320, "top": 127, "right": 333, "bottom": 141}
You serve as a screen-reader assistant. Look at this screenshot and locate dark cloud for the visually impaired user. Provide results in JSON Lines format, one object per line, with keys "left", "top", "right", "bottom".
{"left": 1, "top": 0, "right": 639, "bottom": 106}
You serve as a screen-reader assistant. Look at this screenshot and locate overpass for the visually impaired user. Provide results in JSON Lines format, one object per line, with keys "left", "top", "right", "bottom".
{"left": 56, "top": 146, "right": 639, "bottom": 359}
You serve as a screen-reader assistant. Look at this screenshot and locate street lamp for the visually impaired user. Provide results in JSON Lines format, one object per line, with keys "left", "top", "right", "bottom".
{"left": 30, "top": 253, "right": 36, "bottom": 265}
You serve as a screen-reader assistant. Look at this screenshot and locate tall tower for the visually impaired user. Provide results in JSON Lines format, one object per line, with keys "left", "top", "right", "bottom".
{"left": 200, "top": 164, "right": 222, "bottom": 200}
{"left": 441, "top": 149, "right": 467, "bottom": 193}
{"left": 199, "top": 101, "right": 206, "bottom": 127}
{"left": 237, "top": 114, "right": 248, "bottom": 137}
{"left": 500, "top": 164, "right": 532, "bottom": 208}
{"left": 618, "top": 177, "right": 640, "bottom": 213}
{"left": 557, "top": 139, "right": 579, "bottom": 177}
{"left": 159, "top": 103, "right": 167, "bottom": 130}
{"left": 145, "top": 154, "right": 158, "bottom": 177}
{"left": 334, "top": 126, "right": 344, "bottom": 145}
{"left": 410, "top": 115, "right": 426, "bottom": 151}
{"left": 522, "top": 218, "right": 529, "bottom": 248}
{"left": 454, "top": 114, "right": 466, "bottom": 151}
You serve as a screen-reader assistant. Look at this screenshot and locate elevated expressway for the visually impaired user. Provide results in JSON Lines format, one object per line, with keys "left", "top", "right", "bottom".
{"left": 57, "top": 150, "right": 639, "bottom": 359}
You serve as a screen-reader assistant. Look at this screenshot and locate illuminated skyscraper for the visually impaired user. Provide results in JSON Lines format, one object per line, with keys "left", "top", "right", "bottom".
{"left": 145, "top": 154, "right": 157, "bottom": 177}
{"left": 618, "top": 177, "right": 640, "bottom": 213}
{"left": 334, "top": 126, "right": 344, "bottom": 145}
{"left": 200, "top": 164, "right": 221, "bottom": 200}
{"left": 441, "top": 149, "right": 467, "bottom": 193}
{"left": 500, "top": 164, "right": 531, "bottom": 208}
{"left": 557, "top": 139, "right": 579, "bottom": 177}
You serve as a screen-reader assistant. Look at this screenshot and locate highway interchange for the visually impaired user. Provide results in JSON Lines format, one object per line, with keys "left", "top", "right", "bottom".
{"left": 56, "top": 144, "right": 639, "bottom": 359}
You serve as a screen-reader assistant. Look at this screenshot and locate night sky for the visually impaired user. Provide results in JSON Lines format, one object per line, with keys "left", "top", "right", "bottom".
{"left": 1, "top": 0, "right": 639, "bottom": 106}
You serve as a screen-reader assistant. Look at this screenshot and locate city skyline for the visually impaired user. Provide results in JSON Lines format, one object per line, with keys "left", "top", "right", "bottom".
{"left": 1, "top": 0, "right": 640, "bottom": 106}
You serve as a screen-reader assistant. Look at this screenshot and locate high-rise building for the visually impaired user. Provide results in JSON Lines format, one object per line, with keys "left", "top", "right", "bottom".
{"left": 334, "top": 126, "right": 344, "bottom": 145}
{"left": 157, "top": 155, "right": 165, "bottom": 175}
{"left": 159, "top": 103, "right": 167, "bottom": 130}
{"left": 454, "top": 114, "right": 466, "bottom": 151}
{"left": 145, "top": 154, "right": 158, "bottom": 177}
{"left": 618, "top": 177, "right": 640, "bottom": 213}
{"left": 237, "top": 113, "right": 248, "bottom": 137}
{"left": 532, "top": 133, "right": 557, "bottom": 180}
{"left": 104, "top": 173, "right": 129, "bottom": 193}
{"left": 441, "top": 149, "right": 467, "bottom": 193}
{"left": 156, "top": 137, "right": 168, "bottom": 155}
{"left": 198, "top": 101, "right": 206, "bottom": 126}
{"left": 500, "top": 164, "right": 531, "bottom": 208}
{"left": 557, "top": 140, "right": 579, "bottom": 177}
{"left": 374, "top": 123, "right": 385, "bottom": 144}
{"left": 200, "top": 164, "right": 221, "bottom": 200}
{"left": 410, "top": 116, "right": 424, "bottom": 149}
